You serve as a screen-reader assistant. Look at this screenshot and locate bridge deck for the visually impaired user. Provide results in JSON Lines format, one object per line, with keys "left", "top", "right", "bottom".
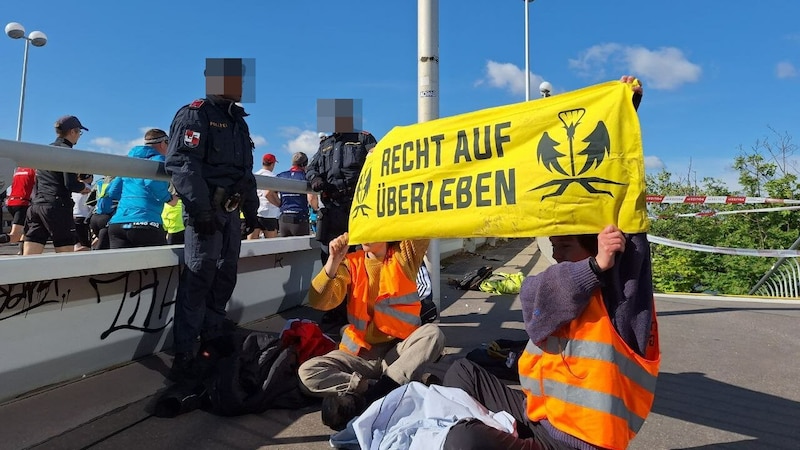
{"left": 1, "top": 238, "right": 798, "bottom": 450}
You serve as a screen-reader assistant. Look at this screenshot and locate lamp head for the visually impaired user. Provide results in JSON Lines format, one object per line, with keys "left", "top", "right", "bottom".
{"left": 539, "top": 81, "right": 553, "bottom": 98}
{"left": 5, "top": 22, "right": 25, "bottom": 39}
{"left": 28, "top": 31, "right": 47, "bottom": 47}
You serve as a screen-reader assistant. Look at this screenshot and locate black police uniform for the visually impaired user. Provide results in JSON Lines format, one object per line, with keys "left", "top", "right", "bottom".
{"left": 165, "top": 95, "right": 259, "bottom": 359}
{"left": 306, "top": 131, "right": 376, "bottom": 260}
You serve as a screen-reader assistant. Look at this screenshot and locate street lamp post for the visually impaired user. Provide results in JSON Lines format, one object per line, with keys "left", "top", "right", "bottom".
{"left": 524, "top": 0, "right": 534, "bottom": 101}
{"left": 5, "top": 22, "right": 48, "bottom": 142}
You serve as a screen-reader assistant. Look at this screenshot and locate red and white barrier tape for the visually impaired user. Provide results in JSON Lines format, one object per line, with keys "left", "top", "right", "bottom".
{"left": 648, "top": 235, "right": 800, "bottom": 257}
{"left": 646, "top": 195, "right": 800, "bottom": 205}
{"left": 651, "top": 205, "right": 800, "bottom": 219}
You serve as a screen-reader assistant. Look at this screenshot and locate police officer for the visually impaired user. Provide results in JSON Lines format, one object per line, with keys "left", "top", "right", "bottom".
{"left": 164, "top": 58, "right": 259, "bottom": 382}
{"left": 306, "top": 130, "right": 377, "bottom": 263}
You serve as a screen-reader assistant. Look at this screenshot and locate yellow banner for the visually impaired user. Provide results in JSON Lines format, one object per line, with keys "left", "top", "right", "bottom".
{"left": 348, "top": 80, "right": 649, "bottom": 244}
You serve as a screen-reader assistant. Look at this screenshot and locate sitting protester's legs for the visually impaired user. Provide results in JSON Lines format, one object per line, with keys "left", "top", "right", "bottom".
{"left": 443, "top": 358, "right": 575, "bottom": 449}
{"left": 382, "top": 323, "right": 446, "bottom": 384}
{"left": 298, "top": 349, "right": 383, "bottom": 397}
{"left": 443, "top": 358, "right": 528, "bottom": 422}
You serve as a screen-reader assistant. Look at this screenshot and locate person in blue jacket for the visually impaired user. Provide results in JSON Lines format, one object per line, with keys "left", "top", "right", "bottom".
{"left": 106, "top": 129, "right": 177, "bottom": 248}
{"left": 88, "top": 175, "right": 119, "bottom": 250}
{"left": 164, "top": 58, "right": 260, "bottom": 383}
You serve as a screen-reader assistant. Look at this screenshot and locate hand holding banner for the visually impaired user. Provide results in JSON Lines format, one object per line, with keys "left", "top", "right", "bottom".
{"left": 348, "top": 80, "right": 649, "bottom": 243}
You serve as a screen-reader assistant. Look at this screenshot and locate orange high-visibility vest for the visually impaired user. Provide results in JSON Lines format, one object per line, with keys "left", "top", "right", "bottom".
{"left": 518, "top": 290, "right": 660, "bottom": 450}
{"left": 339, "top": 249, "right": 422, "bottom": 356}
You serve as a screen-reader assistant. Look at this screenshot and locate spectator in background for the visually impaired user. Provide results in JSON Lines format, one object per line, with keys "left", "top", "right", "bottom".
{"left": 266, "top": 152, "right": 318, "bottom": 237}
{"left": 248, "top": 153, "right": 281, "bottom": 239}
{"left": 162, "top": 183, "right": 185, "bottom": 245}
{"left": 0, "top": 166, "right": 36, "bottom": 250}
{"left": 23, "top": 115, "right": 90, "bottom": 255}
{"left": 72, "top": 174, "right": 94, "bottom": 251}
{"left": 106, "top": 129, "right": 178, "bottom": 248}
{"left": 88, "top": 175, "right": 117, "bottom": 250}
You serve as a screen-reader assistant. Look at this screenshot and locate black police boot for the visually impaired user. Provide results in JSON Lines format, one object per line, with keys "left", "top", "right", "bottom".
{"left": 321, "top": 392, "right": 367, "bottom": 431}
{"left": 167, "top": 352, "right": 196, "bottom": 383}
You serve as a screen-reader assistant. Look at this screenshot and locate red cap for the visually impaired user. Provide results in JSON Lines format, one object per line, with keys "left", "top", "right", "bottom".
{"left": 262, "top": 153, "right": 277, "bottom": 164}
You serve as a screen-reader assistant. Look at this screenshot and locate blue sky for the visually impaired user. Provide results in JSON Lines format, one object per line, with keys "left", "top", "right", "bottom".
{"left": 2, "top": 1, "right": 798, "bottom": 192}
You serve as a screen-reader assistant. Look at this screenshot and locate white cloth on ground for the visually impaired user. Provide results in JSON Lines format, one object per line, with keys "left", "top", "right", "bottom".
{"left": 329, "top": 381, "right": 517, "bottom": 450}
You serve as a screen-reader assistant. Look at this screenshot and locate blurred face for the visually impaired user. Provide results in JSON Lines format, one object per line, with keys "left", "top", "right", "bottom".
{"left": 206, "top": 75, "right": 243, "bottom": 102}
{"left": 361, "top": 242, "right": 387, "bottom": 258}
{"left": 550, "top": 236, "right": 592, "bottom": 263}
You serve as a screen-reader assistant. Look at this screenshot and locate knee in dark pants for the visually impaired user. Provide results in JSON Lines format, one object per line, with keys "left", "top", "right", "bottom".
{"left": 444, "top": 419, "right": 501, "bottom": 450}
{"left": 442, "top": 358, "right": 476, "bottom": 390}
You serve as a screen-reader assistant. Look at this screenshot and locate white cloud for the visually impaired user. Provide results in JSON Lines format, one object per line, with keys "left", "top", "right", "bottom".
{"left": 251, "top": 135, "right": 268, "bottom": 148}
{"left": 776, "top": 61, "right": 797, "bottom": 79}
{"left": 281, "top": 127, "right": 321, "bottom": 159}
{"left": 569, "top": 44, "right": 702, "bottom": 90}
{"left": 86, "top": 136, "right": 142, "bottom": 155}
{"left": 644, "top": 155, "right": 665, "bottom": 170}
{"left": 477, "top": 60, "right": 546, "bottom": 96}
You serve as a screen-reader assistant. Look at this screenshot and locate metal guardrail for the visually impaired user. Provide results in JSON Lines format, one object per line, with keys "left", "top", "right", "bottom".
{"left": 749, "top": 233, "right": 800, "bottom": 297}
{"left": 0, "top": 138, "right": 313, "bottom": 194}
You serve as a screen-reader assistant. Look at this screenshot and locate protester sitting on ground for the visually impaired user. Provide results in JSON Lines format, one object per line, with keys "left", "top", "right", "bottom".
{"left": 0, "top": 166, "right": 36, "bottom": 250}
{"left": 298, "top": 231, "right": 446, "bottom": 431}
{"left": 440, "top": 226, "right": 659, "bottom": 450}
{"left": 23, "top": 115, "right": 91, "bottom": 255}
{"left": 72, "top": 174, "right": 94, "bottom": 251}
{"left": 106, "top": 129, "right": 178, "bottom": 248}
{"left": 439, "top": 76, "right": 658, "bottom": 450}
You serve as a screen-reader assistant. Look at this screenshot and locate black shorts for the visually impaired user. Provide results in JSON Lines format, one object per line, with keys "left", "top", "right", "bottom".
{"left": 256, "top": 216, "right": 279, "bottom": 232}
{"left": 7, "top": 205, "right": 29, "bottom": 226}
{"left": 25, "top": 203, "right": 77, "bottom": 247}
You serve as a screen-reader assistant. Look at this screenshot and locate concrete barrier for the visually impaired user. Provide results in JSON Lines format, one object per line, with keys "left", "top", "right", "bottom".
{"left": 0, "top": 237, "right": 322, "bottom": 402}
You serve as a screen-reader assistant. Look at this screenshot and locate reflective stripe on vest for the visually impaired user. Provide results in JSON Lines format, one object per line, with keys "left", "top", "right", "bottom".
{"left": 338, "top": 248, "right": 422, "bottom": 356}
{"left": 517, "top": 290, "right": 661, "bottom": 450}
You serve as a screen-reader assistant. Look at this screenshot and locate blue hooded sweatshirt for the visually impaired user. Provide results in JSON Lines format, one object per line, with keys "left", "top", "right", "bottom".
{"left": 107, "top": 146, "right": 173, "bottom": 226}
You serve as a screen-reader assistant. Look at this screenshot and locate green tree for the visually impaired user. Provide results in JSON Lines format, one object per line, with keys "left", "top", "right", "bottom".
{"left": 647, "top": 129, "right": 800, "bottom": 296}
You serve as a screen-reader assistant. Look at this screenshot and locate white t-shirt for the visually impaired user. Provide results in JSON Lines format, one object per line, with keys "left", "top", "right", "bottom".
{"left": 255, "top": 168, "right": 281, "bottom": 219}
{"left": 72, "top": 188, "right": 92, "bottom": 218}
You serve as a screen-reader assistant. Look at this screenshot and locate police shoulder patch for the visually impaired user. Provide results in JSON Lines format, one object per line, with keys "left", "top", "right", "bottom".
{"left": 189, "top": 99, "right": 205, "bottom": 109}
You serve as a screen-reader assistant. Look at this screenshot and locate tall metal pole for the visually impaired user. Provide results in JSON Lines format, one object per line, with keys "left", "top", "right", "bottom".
{"left": 418, "top": 0, "right": 441, "bottom": 311}
{"left": 524, "top": 0, "right": 533, "bottom": 101}
{"left": 16, "top": 38, "right": 30, "bottom": 141}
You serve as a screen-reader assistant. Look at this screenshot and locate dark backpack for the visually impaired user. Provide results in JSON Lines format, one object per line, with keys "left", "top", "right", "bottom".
{"left": 205, "top": 331, "right": 313, "bottom": 416}
{"left": 451, "top": 265, "right": 494, "bottom": 291}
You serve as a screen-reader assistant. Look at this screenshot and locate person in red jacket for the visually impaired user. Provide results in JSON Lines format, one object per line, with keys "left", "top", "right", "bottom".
{"left": 0, "top": 167, "right": 36, "bottom": 248}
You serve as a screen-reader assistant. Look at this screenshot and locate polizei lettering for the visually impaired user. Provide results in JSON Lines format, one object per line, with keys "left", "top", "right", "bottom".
{"left": 376, "top": 169, "right": 516, "bottom": 217}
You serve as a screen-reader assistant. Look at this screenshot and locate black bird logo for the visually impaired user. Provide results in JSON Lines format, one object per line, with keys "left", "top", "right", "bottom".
{"left": 350, "top": 166, "right": 373, "bottom": 218}
{"left": 531, "top": 107, "right": 624, "bottom": 200}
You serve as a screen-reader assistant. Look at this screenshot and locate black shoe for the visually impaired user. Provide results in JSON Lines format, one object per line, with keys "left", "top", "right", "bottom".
{"left": 421, "top": 372, "right": 442, "bottom": 386}
{"left": 321, "top": 392, "right": 367, "bottom": 431}
{"left": 167, "top": 352, "right": 196, "bottom": 382}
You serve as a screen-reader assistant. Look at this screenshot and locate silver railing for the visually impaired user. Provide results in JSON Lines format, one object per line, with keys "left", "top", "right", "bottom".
{"left": 749, "top": 235, "right": 800, "bottom": 297}
{"left": 0, "top": 138, "right": 312, "bottom": 194}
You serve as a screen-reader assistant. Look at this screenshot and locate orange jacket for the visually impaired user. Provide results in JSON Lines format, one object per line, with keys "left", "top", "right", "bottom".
{"left": 518, "top": 290, "right": 660, "bottom": 450}
{"left": 339, "top": 249, "right": 422, "bottom": 356}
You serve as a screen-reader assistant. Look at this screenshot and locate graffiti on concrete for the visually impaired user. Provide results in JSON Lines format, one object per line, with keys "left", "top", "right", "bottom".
{"left": 89, "top": 267, "right": 178, "bottom": 339}
{"left": 0, "top": 280, "right": 70, "bottom": 321}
